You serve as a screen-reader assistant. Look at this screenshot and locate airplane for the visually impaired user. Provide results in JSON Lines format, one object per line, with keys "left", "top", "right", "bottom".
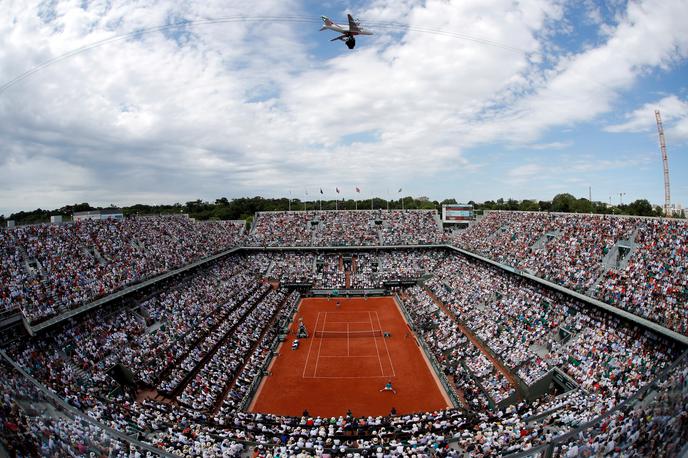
{"left": 320, "top": 14, "right": 373, "bottom": 49}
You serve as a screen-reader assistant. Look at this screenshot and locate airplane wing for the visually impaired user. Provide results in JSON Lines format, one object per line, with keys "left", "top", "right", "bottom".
{"left": 347, "top": 14, "right": 360, "bottom": 33}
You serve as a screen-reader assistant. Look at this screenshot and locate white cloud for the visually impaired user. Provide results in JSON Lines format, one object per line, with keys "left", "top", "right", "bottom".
{"left": 605, "top": 95, "right": 688, "bottom": 140}
{"left": 0, "top": 0, "right": 686, "bottom": 214}
{"left": 524, "top": 141, "right": 573, "bottom": 150}
{"left": 502, "top": 153, "right": 654, "bottom": 187}
{"left": 467, "top": 0, "right": 688, "bottom": 145}
{"left": 507, "top": 163, "right": 545, "bottom": 182}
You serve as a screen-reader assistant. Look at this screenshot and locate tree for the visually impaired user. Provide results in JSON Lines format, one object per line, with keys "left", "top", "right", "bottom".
{"left": 551, "top": 193, "right": 576, "bottom": 212}
{"left": 627, "top": 199, "right": 654, "bottom": 216}
{"left": 538, "top": 200, "right": 552, "bottom": 212}
{"left": 519, "top": 200, "right": 540, "bottom": 212}
{"left": 571, "top": 198, "right": 592, "bottom": 214}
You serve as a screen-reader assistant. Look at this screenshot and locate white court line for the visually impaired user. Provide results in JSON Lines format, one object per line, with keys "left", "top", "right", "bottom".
{"left": 375, "top": 311, "right": 396, "bottom": 377}
{"left": 368, "top": 311, "right": 385, "bottom": 376}
{"left": 318, "top": 355, "right": 379, "bottom": 358}
{"left": 347, "top": 323, "right": 350, "bottom": 356}
{"left": 309, "top": 375, "right": 390, "bottom": 379}
{"left": 326, "top": 321, "right": 371, "bottom": 324}
{"left": 312, "top": 312, "right": 327, "bottom": 377}
{"left": 302, "top": 311, "right": 321, "bottom": 378}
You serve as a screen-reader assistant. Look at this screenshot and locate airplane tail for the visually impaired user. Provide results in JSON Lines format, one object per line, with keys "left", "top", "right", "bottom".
{"left": 320, "top": 15, "right": 334, "bottom": 30}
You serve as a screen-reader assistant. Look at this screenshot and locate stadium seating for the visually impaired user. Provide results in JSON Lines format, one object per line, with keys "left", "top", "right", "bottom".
{"left": 0, "top": 216, "right": 244, "bottom": 323}
{"left": 454, "top": 211, "right": 688, "bottom": 334}
{"left": 247, "top": 210, "right": 443, "bottom": 247}
{"left": 1, "top": 210, "right": 686, "bottom": 456}
{"left": 2, "top": 249, "right": 684, "bottom": 456}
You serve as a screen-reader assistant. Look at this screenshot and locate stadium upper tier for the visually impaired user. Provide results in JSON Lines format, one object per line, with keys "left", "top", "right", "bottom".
{"left": 0, "top": 216, "right": 244, "bottom": 323}
{"left": 246, "top": 209, "right": 444, "bottom": 246}
{"left": 452, "top": 211, "right": 688, "bottom": 335}
{"left": 1, "top": 209, "right": 686, "bottom": 336}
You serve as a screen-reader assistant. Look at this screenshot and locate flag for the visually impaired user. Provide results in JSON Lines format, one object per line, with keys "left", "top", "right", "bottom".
{"left": 336, "top": 188, "right": 340, "bottom": 194}
{"left": 398, "top": 188, "right": 402, "bottom": 193}
{"left": 320, "top": 188, "right": 323, "bottom": 194}
{"left": 356, "top": 187, "right": 360, "bottom": 193}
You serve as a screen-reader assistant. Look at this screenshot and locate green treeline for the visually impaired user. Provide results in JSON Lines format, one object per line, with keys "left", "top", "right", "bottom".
{"left": 1, "top": 193, "right": 681, "bottom": 226}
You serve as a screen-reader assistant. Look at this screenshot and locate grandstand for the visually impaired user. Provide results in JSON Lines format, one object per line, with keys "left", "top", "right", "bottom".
{"left": 0, "top": 209, "right": 686, "bottom": 457}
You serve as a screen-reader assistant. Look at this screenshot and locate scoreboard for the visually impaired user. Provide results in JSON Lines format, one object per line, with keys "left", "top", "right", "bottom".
{"left": 442, "top": 204, "right": 474, "bottom": 223}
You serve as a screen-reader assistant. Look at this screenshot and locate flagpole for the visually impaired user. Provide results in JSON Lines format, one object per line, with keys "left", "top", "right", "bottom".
{"left": 288, "top": 190, "right": 292, "bottom": 212}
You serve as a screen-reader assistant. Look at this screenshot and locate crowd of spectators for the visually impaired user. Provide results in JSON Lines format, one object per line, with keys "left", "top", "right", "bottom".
{"left": 3, "top": 209, "right": 686, "bottom": 339}
{"left": 157, "top": 284, "right": 271, "bottom": 396}
{"left": 454, "top": 211, "right": 688, "bottom": 335}
{"left": 0, "top": 358, "right": 160, "bottom": 457}
{"left": 0, "top": 216, "right": 244, "bottom": 323}
{"left": 0, "top": 213, "right": 686, "bottom": 456}
{"left": 247, "top": 210, "right": 443, "bottom": 248}
{"left": 425, "top": 254, "right": 553, "bottom": 388}
{"left": 402, "top": 286, "right": 514, "bottom": 407}
{"left": 178, "top": 288, "right": 287, "bottom": 411}
{"left": 399, "top": 258, "right": 681, "bottom": 450}
{"left": 553, "top": 353, "right": 688, "bottom": 457}
{"left": 594, "top": 218, "right": 688, "bottom": 334}
{"left": 249, "top": 213, "right": 314, "bottom": 247}
{"left": 261, "top": 250, "right": 445, "bottom": 290}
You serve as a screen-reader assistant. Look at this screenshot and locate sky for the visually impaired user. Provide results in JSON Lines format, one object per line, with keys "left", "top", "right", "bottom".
{"left": 0, "top": 0, "right": 687, "bottom": 216}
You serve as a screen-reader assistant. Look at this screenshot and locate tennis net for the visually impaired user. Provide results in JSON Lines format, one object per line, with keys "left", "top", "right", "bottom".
{"left": 313, "top": 330, "right": 383, "bottom": 338}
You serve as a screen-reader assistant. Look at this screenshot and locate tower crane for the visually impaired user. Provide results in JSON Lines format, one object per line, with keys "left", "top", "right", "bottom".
{"left": 654, "top": 110, "right": 671, "bottom": 216}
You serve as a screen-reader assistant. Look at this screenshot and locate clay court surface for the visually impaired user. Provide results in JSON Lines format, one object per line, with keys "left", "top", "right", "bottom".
{"left": 249, "top": 296, "right": 451, "bottom": 417}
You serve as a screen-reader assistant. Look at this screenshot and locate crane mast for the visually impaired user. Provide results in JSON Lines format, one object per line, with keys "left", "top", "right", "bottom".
{"left": 655, "top": 110, "right": 671, "bottom": 216}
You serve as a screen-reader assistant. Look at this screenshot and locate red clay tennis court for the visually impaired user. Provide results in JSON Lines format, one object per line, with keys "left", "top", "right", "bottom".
{"left": 249, "top": 296, "right": 452, "bottom": 417}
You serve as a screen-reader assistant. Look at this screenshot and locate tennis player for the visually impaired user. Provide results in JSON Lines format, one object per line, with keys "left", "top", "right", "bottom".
{"left": 379, "top": 380, "right": 397, "bottom": 394}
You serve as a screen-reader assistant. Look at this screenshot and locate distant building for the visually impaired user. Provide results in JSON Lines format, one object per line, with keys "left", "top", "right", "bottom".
{"left": 73, "top": 208, "right": 124, "bottom": 221}
{"left": 50, "top": 215, "right": 63, "bottom": 224}
{"left": 667, "top": 203, "right": 683, "bottom": 217}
